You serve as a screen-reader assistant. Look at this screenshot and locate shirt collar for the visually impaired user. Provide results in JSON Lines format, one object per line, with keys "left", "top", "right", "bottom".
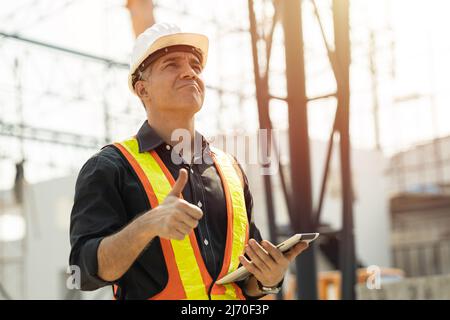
{"left": 136, "top": 120, "right": 210, "bottom": 155}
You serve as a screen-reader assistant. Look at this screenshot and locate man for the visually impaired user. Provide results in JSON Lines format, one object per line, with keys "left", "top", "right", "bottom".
{"left": 69, "top": 23, "right": 308, "bottom": 300}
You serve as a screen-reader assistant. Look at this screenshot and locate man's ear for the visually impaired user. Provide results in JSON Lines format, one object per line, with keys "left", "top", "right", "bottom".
{"left": 135, "top": 81, "right": 150, "bottom": 100}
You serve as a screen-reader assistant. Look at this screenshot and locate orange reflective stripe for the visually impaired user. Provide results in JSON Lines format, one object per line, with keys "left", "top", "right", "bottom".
{"left": 113, "top": 284, "right": 119, "bottom": 300}
{"left": 150, "top": 238, "right": 187, "bottom": 300}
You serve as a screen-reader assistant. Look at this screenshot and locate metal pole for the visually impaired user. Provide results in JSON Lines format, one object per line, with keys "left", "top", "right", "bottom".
{"left": 314, "top": 119, "right": 337, "bottom": 228}
{"left": 281, "top": 0, "right": 317, "bottom": 300}
{"left": 333, "top": 0, "right": 357, "bottom": 300}
{"left": 248, "top": 0, "right": 278, "bottom": 247}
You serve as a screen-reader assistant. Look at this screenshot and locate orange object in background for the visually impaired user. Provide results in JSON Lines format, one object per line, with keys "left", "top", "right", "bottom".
{"left": 126, "top": 0, "right": 155, "bottom": 37}
{"left": 265, "top": 268, "right": 405, "bottom": 300}
{"left": 317, "top": 268, "right": 404, "bottom": 300}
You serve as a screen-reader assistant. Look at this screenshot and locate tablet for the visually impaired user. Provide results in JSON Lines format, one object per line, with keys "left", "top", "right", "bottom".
{"left": 215, "top": 233, "right": 319, "bottom": 285}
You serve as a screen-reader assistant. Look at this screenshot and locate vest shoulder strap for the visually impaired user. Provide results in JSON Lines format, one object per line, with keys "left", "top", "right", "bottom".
{"left": 210, "top": 147, "right": 245, "bottom": 188}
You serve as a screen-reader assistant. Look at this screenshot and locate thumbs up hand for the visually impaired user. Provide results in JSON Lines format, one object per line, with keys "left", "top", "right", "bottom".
{"left": 167, "top": 168, "right": 189, "bottom": 198}
{"left": 144, "top": 169, "right": 203, "bottom": 241}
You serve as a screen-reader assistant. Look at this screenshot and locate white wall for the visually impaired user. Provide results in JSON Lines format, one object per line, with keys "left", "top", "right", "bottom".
{"left": 22, "top": 175, "right": 76, "bottom": 299}
{"left": 20, "top": 175, "right": 112, "bottom": 299}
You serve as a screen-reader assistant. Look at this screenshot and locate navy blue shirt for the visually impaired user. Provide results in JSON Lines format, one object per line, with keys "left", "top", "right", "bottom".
{"left": 69, "top": 121, "right": 264, "bottom": 299}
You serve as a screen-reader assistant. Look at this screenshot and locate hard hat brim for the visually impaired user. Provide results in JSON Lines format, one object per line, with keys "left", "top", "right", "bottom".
{"left": 128, "top": 33, "right": 209, "bottom": 94}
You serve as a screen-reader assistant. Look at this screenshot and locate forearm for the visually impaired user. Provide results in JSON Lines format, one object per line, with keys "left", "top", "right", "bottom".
{"left": 97, "top": 212, "right": 157, "bottom": 282}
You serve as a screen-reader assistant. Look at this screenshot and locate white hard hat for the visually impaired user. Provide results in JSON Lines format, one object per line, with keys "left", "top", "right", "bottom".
{"left": 128, "top": 22, "right": 209, "bottom": 94}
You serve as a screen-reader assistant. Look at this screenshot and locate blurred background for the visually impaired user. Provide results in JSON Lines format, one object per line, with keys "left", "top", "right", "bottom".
{"left": 0, "top": 0, "right": 450, "bottom": 300}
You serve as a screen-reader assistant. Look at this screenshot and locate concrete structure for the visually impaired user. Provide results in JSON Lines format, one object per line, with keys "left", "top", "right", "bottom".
{"left": 357, "top": 273, "right": 450, "bottom": 300}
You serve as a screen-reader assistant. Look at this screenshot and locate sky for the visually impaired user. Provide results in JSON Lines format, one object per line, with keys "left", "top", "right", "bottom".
{"left": 0, "top": 0, "right": 450, "bottom": 189}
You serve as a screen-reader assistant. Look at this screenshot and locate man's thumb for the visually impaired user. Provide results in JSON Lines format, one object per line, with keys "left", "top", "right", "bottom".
{"left": 168, "top": 168, "right": 188, "bottom": 197}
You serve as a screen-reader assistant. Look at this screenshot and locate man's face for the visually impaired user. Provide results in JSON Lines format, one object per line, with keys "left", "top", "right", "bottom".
{"left": 136, "top": 51, "right": 205, "bottom": 115}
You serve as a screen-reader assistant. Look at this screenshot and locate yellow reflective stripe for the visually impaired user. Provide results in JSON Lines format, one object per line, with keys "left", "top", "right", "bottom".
{"left": 119, "top": 138, "right": 208, "bottom": 300}
{"left": 211, "top": 284, "right": 239, "bottom": 300}
{"left": 211, "top": 147, "right": 248, "bottom": 275}
{"left": 121, "top": 139, "right": 170, "bottom": 204}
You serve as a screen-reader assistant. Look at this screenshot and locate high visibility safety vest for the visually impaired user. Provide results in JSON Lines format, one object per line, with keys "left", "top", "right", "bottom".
{"left": 113, "top": 137, "right": 249, "bottom": 300}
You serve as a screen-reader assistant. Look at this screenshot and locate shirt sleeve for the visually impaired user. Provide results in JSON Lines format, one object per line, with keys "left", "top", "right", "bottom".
{"left": 69, "top": 151, "right": 127, "bottom": 291}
